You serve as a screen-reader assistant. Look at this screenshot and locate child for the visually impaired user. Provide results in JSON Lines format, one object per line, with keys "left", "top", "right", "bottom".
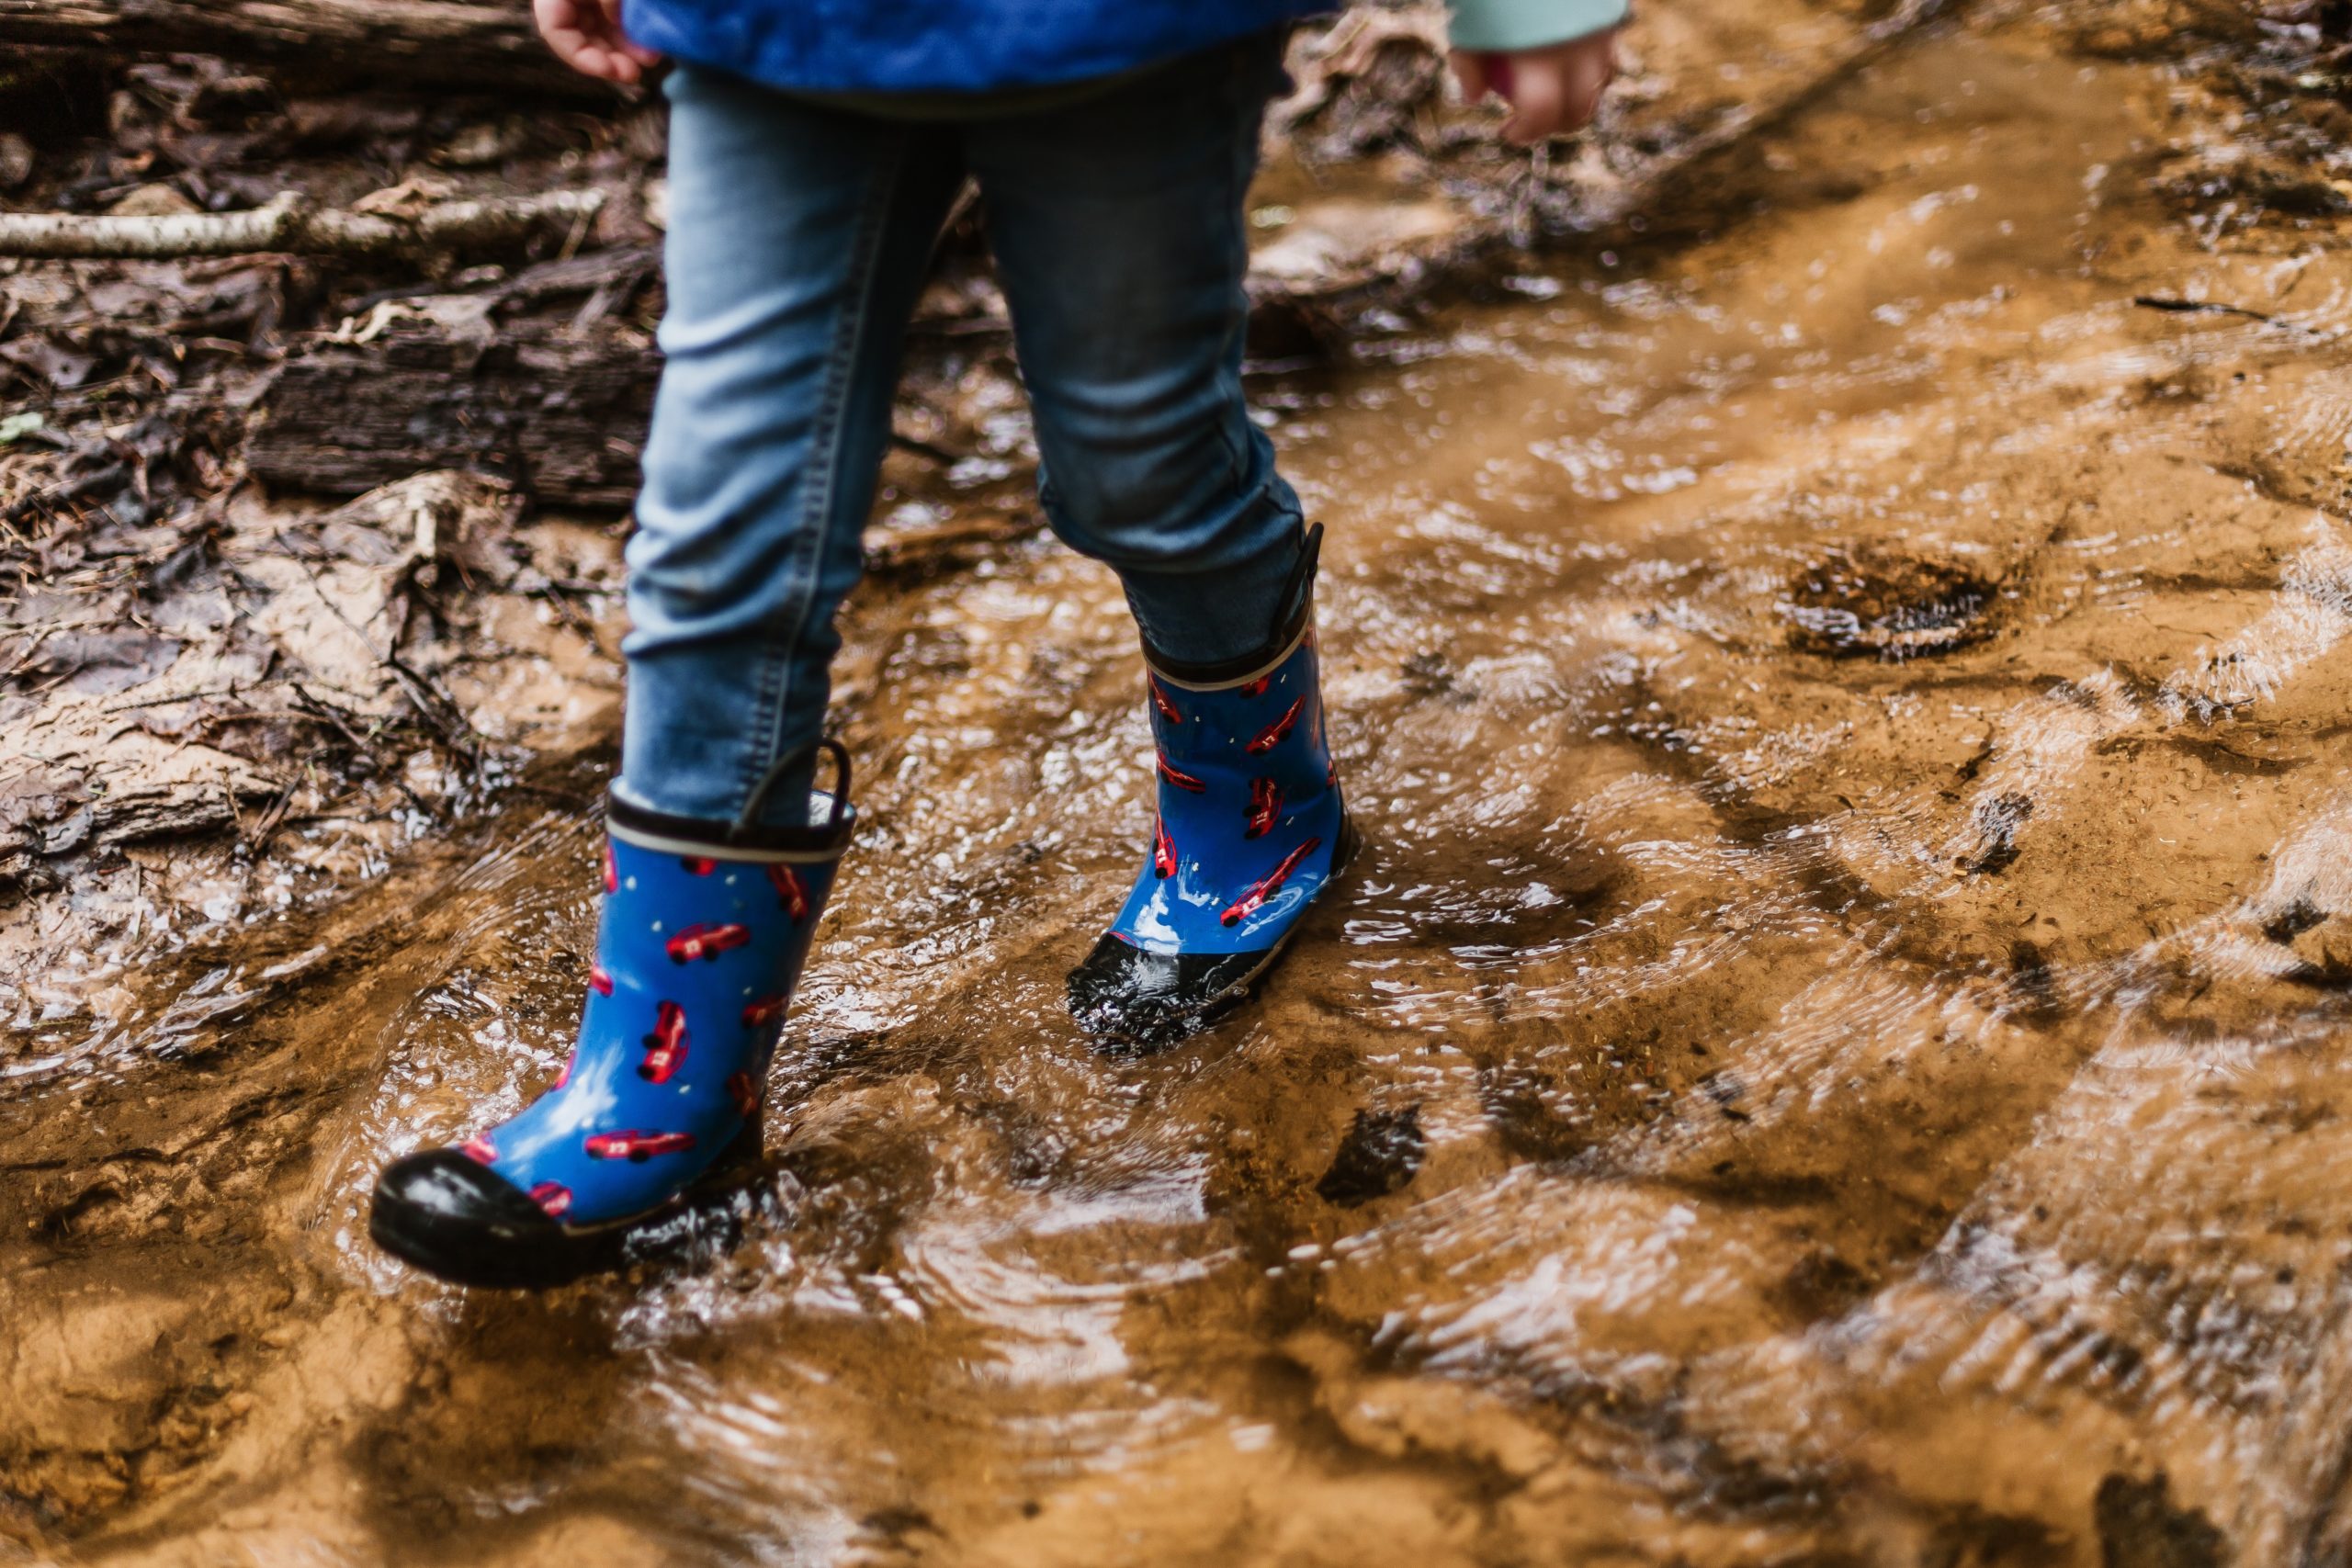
{"left": 369, "top": 0, "right": 1626, "bottom": 1287}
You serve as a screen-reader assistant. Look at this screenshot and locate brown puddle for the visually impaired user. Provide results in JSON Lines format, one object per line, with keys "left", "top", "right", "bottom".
{"left": 17, "top": 6, "right": 2352, "bottom": 1564}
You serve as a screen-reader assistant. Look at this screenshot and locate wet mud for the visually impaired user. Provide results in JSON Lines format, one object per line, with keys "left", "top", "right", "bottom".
{"left": 16, "top": 3, "right": 2352, "bottom": 1563}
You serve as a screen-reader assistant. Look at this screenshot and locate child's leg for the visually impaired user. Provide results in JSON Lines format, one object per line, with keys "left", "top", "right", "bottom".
{"left": 960, "top": 32, "right": 1306, "bottom": 668}
{"left": 369, "top": 71, "right": 965, "bottom": 1284}
{"left": 962, "top": 36, "right": 1351, "bottom": 1046}
{"left": 622, "top": 66, "right": 966, "bottom": 829}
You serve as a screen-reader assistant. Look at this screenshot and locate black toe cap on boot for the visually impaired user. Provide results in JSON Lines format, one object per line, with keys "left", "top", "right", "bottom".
{"left": 1066, "top": 932, "right": 1272, "bottom": 1051}
{"left": 370, "top": 1149, "right": 609, "bottom": 1290}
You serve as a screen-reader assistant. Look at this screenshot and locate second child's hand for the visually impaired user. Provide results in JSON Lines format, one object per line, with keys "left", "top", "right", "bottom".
{"left": 535, "top": 0, "right": 663, "bottom": 84}
{"left": 1451, "top": 27, "right": 1622, "bottom": 145}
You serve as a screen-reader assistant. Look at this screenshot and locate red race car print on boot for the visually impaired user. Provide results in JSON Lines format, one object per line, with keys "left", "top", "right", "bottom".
{"left": 639, "top": 999, "right": 689, "bottom": 1083}
{"left": 667, "top": 921, "right": 751, "bottom": 963}
{"left": 1246, "top": 695, "right": 1305, "bottom": 754}
{"left": 1222, "top": 837, "right": 1320, "bottom": 927}
{"left": 585, "top": 1129, "right": 697, "bottom": 1162}
{"left": 1246, "top": 778, "right": 1283, "bottom": 840}
{"left": 726, "top": 1072, "right": 763, "bottom": 1118}
{"left": 1157, "top": 753, "right": 1208, "bottom": 793}
{"left": 768, "top": 863, "right": 808, "bottom": 920}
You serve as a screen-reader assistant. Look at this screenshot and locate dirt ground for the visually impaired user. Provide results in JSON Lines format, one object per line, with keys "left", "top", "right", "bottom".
{"left": 14, "top": 0, "right": 2352, "bottom": 1563}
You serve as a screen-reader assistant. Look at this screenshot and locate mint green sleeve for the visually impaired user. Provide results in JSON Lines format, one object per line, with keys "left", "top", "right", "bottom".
{"left": 1447, "top": 0, "right": 1630, "bottom": 52}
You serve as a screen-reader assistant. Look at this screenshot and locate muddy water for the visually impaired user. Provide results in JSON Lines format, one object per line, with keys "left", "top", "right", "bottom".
{"left": 15, "top": 13, "right": 2352, "bottom": 1566}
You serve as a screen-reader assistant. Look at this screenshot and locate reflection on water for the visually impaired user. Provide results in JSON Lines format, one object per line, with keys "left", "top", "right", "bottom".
{"left": 17, "top": 13, "right": 2352, "bottom": 1566}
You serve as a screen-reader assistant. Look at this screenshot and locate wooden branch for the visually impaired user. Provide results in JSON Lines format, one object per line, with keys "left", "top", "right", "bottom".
{"left": 0, "top": 0, "right": 610, "bottom": 99}
{"left": 0, "top": 189, "right": 605, "bottom": 261}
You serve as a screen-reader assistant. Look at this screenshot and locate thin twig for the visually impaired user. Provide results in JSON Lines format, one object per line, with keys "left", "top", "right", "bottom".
{"left": 285, "top": 680, "right": 445, "bottom": 822}
{"left": 2133, "top": 295, "right": 2276, "bottom": 323}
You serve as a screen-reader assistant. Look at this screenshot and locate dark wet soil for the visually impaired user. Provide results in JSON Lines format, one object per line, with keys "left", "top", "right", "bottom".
{"left": 14, "top": 3, "right": 2352, "bottom": 1564}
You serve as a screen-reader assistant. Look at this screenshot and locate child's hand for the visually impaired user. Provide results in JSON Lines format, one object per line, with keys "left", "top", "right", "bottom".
{"left": 1451, "top": 27, "right": 1622, "bottom": 145}
{"left": 535, "top": 0, "right": 662, "bottom": 85}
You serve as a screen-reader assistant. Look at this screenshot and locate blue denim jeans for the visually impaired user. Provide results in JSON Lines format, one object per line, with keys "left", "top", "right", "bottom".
{"left": 618, "top": 35, "right": 1308, "bottom": 829}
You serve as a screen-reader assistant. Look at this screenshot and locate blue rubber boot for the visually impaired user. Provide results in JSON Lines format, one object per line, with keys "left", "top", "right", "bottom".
{"left": 1068, "top": 525, "right": 1354, "bottom": 1049}
{"left": 369, "top": 744, "right": 854, "bottom": 1288}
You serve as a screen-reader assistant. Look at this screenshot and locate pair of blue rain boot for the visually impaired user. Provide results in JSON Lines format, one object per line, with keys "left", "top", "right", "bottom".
{"left": 370, "top": 532, "right": 1349, "bottom": 1287}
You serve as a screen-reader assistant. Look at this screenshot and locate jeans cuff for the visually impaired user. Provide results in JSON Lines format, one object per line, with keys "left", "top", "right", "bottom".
{"left": 1117, "top": 513, "right": 1307, "bottom": 666}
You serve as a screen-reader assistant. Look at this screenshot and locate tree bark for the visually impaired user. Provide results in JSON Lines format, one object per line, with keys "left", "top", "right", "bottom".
{"left": 0, "top": 0, "right": 612, "bottom": 100}
{"left": 248, "top": 315, "right": 659, "bottom": 509}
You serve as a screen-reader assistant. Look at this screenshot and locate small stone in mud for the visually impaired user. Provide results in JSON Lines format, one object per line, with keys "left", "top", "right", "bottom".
{"left": 2008, "top": 940, "right": 2063, "bottom": 1021}
{"left": 1316, "top": 1105, "right": 1425, "bottom": 1207}
{"left": 1399, "top": 649, "right": 1454, "bottom": 699}
{"left": 1961, "top": 792, "right": 2034, "bottom": 876}
{"left": 862, "top": 1506, "right": 942, "bottom": 1548}
{"left": 2283, "top": 914, "right": 2352, "bottom": 987}
{"left": 1923, "top": 1507, "right": 2064, "bottom": 1567}
{"left": 1481, "top": 1067, "right": 1593, "bottom": 1164}
{"left": 1782, "top": 547, "right": 1999, "bottom": 660}
{"left": 2261, "top": 897, "right": 2326, "bottom": 945}
{"left": 1772, "top": 1248, "right": 1875, "bottom": 1323}
{"left": 2093, "top": 1472, "right": 2228, "bottom": 1568}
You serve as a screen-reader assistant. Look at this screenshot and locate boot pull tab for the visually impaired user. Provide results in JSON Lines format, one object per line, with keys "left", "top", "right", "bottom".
{"left": 1272, "top": 522, "right": 1326, "bottom": 643}
{"left": 729, "top": 738, "right": 853, "bottom": 845}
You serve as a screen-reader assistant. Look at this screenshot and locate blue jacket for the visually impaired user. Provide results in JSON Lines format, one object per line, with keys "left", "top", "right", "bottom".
{"left": 621, "top": 0, "right": 1629, "bottom": 96}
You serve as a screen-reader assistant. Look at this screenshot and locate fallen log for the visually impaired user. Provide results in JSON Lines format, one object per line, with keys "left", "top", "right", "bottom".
{"left": 246, "top": 313, "right": 1052, "bottom": 580}
{"left": 0, "top": 188, "right": 605, "bottom": 262}
{"left": 0, "top": 0, "right": 610, "bottom": 100}
{"left": 248, "top": 313, "right": 658, "bottom": 508}
{"left": 247, "top": 277, "right": 1342, "bottom": 507}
